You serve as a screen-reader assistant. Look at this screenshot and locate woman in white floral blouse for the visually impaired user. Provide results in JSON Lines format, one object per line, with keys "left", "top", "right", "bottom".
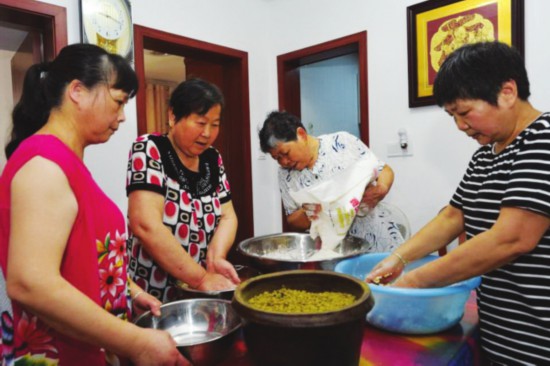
{"left": 259, "top": 111, "right": 404, "bottom": 252}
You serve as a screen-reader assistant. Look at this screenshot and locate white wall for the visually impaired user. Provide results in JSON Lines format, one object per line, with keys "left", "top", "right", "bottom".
{"left": 37, "top": 0, "right": 550, "bottom": 238}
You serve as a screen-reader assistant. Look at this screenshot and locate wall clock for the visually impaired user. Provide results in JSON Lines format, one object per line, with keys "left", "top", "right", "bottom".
{"left": 80, "top": 0, "right": 133, "bottom": 62}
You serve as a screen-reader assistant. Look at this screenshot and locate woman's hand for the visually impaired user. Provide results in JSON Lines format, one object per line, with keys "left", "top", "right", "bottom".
{"left": 207, "top": 258, "right": 240, "bottom": 284}
{"left": 132, "top": 328, "right": 190, "bottom": 365}
{"left": 361, "top": 182, "right": 389, "bottom": 209}
{"left": 196, "top": 272, "right": 237, "bottom": 292}
{"left": 362, "top": 164, "right": 394, "bottom": 209}
{"left": 390, "top": 272, "right": 421, "bottom": 288}
{"left": 302, "top": 203, "right": 321, "bottom": 221}
{"left": 364, "top": 253, "right": 405, "bottom": 285}
{"left": 132, "top": 291, "right": 162, "bottom": 317}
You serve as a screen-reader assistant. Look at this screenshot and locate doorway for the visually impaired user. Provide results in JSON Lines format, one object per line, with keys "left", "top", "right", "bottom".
{"left": 133, "top": 25, "right": 254, "bottom": 257}
{"left": 276, "top": 31, "right": 369, "bottom": 232}
{"left": 299, "top": 53, "right": 360, "bottom": 137}
{"left": 0, "top": 0, "right": 67, "bottom": 171}
{"left": 277, "top": 31, "right": 369, "bottom": 143}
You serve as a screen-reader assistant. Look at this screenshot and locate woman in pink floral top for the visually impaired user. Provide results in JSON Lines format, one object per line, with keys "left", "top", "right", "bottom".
{"left": 0, "top": 44, "right": 187, "bottom": 365}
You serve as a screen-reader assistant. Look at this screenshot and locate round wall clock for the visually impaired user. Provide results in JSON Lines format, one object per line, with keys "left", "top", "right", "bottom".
{"left": 80, "top": 0, "right": 133, "bottom": 61}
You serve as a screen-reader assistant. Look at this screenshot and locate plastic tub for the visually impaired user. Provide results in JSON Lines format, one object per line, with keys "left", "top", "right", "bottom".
{"left": 335, "top": 252, "right": 481, "bottom": 334}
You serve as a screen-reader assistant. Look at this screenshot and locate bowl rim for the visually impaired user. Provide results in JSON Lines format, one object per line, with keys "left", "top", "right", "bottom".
{"left": 134, "top": 298, "right": 235, "bottom": 321}
{"left": 237, "top": 232, "right": 370, "bottom": 263}
{"left": 334, "top": 252, "right": 481, "bottom": 296}
{"left": 133, "top": 298, "right": 242, "bottom": 344}
{"left": 232, "top": 270, "right": 373, "bottom": 327}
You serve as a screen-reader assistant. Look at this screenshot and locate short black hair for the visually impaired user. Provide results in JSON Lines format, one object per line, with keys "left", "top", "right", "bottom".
{"left": 433, "top": 41, "right": 530, "bottom": 106}
{"left": 169, "top": 78, "right": 224, "bottom": 121}
{"left": 258, "top": 111, "right": 305, "bottom": 153}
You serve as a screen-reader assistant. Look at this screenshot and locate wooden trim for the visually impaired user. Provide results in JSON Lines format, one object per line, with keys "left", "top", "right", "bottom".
{"left": 132, "top": 24, "right": 254, "bottom": 246}
{"left": 357, "top": 31, "right": 369, "bottom": 145}
{"left": 276, "top": 31, "right": 369, "bottom": 145}
{"left": 277, "top": 31, "right": 369, "bottom": 232}
{"left": 133, "top": 24, "right": 250, "bottom": 135}
{"left": 132, "top": 25, "right": 147, "bottom": 134}
{"left": 0, "top": 0, "right": 67, "bottom": 59}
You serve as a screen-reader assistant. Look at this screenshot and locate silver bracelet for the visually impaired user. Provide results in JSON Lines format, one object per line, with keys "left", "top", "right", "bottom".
{"left": 132, "top": 291, "right": 145, "bottom": 301}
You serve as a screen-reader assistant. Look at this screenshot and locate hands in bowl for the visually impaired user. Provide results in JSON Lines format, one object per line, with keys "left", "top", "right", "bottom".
{"left": 364, "top": 252, "right": 406, "bottom": 286}
{"left": 207, "top": 257, "right": 241, "bottom": 284}
{"left": 184, "top": 258, "right": 240, "bottom": 292}
{"left": 132, "top": 328, "right": 191, "bottom": 366}
{"left": 194, "top": 272, "right": 238, "bottom": 292}
{"left": 132, "top": 291, "right": 162, "bottom": 317}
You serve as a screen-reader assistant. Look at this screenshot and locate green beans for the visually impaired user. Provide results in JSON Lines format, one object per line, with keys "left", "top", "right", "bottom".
{"left": 248, "top": 287, "right": 355, "bottom": 313}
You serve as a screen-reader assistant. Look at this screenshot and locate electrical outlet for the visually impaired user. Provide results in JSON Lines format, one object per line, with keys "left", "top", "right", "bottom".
{"left": 387, "top": 142, "right": 413, "bottom": 157}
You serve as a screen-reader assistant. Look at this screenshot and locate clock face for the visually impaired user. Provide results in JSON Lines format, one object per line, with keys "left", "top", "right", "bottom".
{"left": 81, "top": 0, "right": 133, "bottom": 60}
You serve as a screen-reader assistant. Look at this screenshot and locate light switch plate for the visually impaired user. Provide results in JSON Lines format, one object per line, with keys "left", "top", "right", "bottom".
{"left": 387, "top": 142, "right": 413, "bottom": 157}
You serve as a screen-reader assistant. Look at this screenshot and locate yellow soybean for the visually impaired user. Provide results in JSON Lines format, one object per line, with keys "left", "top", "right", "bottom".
{"left": 248, "top": 287, "right": 355, "bottom": 313}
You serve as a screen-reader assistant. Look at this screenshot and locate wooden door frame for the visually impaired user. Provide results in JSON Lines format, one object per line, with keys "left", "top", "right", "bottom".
{"left": 276, "top": 31, "right": 369, "bottom": 232}
{"left": 133, "top": 24, "right": 254, "bottom": 248}
{"left": 0, "top": 0, "right": 67, "bottom": 60}
{"left": 277, "top": 31, "right": 369, "bottom": 145}
{"left": 0, "top": 0, "right": 67, "bottom": 170}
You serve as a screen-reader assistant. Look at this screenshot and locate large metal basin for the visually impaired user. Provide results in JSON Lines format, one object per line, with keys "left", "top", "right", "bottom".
{"left": 237, "top": 233, "right": 372, "bottom": 273}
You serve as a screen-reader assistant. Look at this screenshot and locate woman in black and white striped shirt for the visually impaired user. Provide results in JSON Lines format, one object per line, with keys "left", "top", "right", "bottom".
{"left": 366, "top": 42, "right": 550, "bottom": 365}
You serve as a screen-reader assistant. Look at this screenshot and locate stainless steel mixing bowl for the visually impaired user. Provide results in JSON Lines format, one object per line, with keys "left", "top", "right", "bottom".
{"left": 237, "top": 232, "right": 372, "bottom": 272}
{"left": 134, "top": 299, "right": 242, "bottom": 366}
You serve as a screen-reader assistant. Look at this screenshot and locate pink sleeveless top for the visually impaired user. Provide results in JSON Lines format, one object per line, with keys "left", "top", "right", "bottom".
{"left": 0, "top": 135, "right": 131, "bottom": 366}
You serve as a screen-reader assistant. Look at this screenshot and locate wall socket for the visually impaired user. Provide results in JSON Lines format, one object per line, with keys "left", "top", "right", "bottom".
{"left": 387, "top": 142, "right": 413, "bottom": 157}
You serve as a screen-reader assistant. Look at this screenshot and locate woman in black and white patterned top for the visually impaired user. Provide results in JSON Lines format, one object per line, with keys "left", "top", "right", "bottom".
{"left": 126, "top": 79, "right": 239, "bottom": 302}
{"left": 366, "top": 42, "right": 550, "bottom": 365}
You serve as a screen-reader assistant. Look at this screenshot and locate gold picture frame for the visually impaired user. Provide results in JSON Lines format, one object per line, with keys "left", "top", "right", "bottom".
{"left": 407, "top": 0, "right": 524, "bottom": 108}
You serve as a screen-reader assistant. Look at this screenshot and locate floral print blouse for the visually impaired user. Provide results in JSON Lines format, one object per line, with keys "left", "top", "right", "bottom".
{"left": 0, "top": 135, "right": 132, "bottom": 366}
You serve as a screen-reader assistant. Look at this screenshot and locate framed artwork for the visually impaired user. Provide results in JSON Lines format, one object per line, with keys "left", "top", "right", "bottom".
{"left": 406, "top": 0, "right": 524, "bottom": 108}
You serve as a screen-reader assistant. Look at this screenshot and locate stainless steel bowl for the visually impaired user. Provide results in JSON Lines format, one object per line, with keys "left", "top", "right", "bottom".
{"left": 237, "top": 233, "right": 372, "bottom": 273}
{"left": 134, "top": 299, "right": 242, "bottom": 366}
{"left": 176, "top": 265, "right": 263, "bottom": 300}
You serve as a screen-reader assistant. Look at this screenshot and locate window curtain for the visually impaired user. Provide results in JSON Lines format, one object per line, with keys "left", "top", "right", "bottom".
{"left": 145, "top": 82, "right": 171, "bottom": 134}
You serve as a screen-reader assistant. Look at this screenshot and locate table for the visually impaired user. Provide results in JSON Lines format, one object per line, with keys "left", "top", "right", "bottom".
{"left": 219, "top": 291, "right": 480, "bottom": 366}
{"left": 358, "top": 291, "right": 480, "bottom": 366}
